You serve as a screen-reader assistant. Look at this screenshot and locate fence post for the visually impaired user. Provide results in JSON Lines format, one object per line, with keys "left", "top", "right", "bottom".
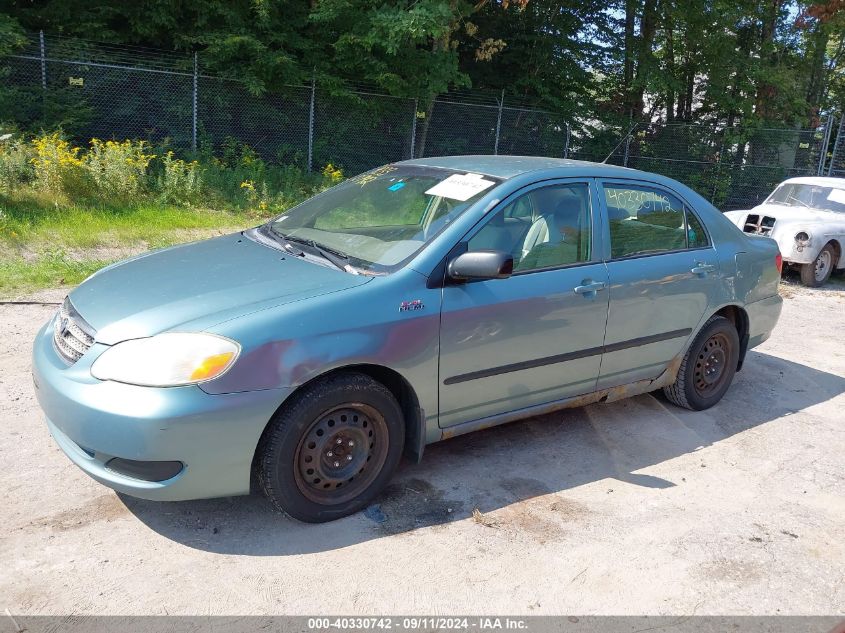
{"left": 818, "top": 114, "right": 833, "bottom": 176}
{"left": 623, "top": 132, "right": 632, "bottom": 167}
{"left": 39, "top": 30, "right": 47, "bottom": 90}
{"left": 409, "top": 98, "right": 418, "bottom": 159}
{"left": 191, "top": 52, "right": 198, "bottom": 153}
{"left": 826, "top": 114, "right": 843, "bottom": 176}
{"left": 307, "top": 74, "right": 316, "bottom": 173}
{"left": 563, "top": 122, "right": 570, "bottom": 159}
{"left": 494, "top": 89, "right": 504, "bottom": 155}
{"left": 711, "top": 134, "right": 726, "bottom": 204}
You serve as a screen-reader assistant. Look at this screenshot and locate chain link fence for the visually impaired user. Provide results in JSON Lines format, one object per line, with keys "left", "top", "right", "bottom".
{"left": 1, "top": 31, "right": 839, "bottom": 211}
{"left": 569, "top": 121, "right": 833, "bottom": 210}
{"left": 1, "top": 33, "right": 569, "bottom": 176}
{"left": 826, "top": 115, "right": 845, "bottom": 178}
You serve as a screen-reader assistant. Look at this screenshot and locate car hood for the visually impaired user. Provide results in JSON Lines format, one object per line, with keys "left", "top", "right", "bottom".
{"left": 725, "top": 204, "right": 845, "bottom": 226}
{"left": 68, "top": 233, "right": 371, "bottom": 345}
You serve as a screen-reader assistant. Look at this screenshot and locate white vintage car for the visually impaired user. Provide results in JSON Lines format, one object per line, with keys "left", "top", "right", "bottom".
{"left": 723, "top": 176, "right": 845, "bottom": 286}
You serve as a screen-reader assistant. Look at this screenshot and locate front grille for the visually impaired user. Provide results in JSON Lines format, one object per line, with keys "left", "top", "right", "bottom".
{"left": 52, "top": 297, "right": 96, "bottom": 364}
{"left": 743, "top": 214, "right": 776, "bottom": 235}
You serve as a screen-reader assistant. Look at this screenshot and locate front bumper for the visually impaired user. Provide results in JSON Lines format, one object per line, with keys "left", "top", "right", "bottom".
{"left": 32, "top": 319, "right": 290, "bottom": 501}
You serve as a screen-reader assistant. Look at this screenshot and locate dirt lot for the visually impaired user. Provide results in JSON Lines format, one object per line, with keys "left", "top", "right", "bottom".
{"left": 1, "top": 280, "right": 844, "bottom": 616}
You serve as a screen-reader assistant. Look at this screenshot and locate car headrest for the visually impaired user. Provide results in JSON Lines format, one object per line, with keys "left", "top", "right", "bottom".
{"left": 553, "top": 196, "right": 583, "bottom": 220}
{"left": 531, "top": 188, "right": 562, "bottom": 217}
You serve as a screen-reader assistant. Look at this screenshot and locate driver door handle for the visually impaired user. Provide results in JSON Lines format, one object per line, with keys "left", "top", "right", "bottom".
{"left": 574, "top": 281, "right": 607, "bottom": 295}
{"left": 691, "top": 262, "right": 717, "bottom": 276}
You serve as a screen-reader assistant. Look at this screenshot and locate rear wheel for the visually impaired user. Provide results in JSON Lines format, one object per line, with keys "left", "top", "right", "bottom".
{"left": 800, "top": 243, "right": 835, "bottom": 287}
{"left": 663, "top": 315, "right": 739, "bottom": 411}
{"left": 257, "top": 372, "right": 405, "bottom": 523}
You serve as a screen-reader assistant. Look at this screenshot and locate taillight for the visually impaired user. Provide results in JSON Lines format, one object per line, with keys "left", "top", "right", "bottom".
{"left": 775, "top": 252, "right": 783, "bottom": 274}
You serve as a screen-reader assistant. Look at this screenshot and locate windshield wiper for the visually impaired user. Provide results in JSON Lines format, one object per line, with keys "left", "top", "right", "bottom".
{"left": 284, "top": 235, "right": 356, "bottom": 273}
{"left": 262, "top": 224, "right": 305, "bottom": 256}
{"left": 786, "top": 195, "right": 811, "bottom": 208}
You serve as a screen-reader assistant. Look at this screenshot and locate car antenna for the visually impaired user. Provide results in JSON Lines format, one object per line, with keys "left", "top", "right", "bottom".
{"left": 602, "top": 122, "right": 640, "bottom": 164}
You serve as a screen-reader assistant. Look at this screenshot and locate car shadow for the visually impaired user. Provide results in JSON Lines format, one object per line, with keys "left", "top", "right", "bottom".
{"left": 120, "top": 350, "right": 845, "bottom": 555}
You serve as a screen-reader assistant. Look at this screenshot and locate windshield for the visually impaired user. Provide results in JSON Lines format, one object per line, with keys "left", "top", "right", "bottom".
{"left": 767, "top": 182, "right": 845, "bottom": 213}
{"left": 266, "top": 165, "right": 501, "bottom": 274}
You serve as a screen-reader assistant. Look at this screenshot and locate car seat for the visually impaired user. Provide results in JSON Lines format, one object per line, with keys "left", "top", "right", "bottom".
{"left": 521, "top": 194, "right": 583, "bottom": 259}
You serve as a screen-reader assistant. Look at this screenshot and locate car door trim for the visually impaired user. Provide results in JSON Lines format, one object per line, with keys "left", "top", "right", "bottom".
{"left": 442, "top": 327, "right": 692, "bottom": 385}
{"left": 608, "top": 244, "right": 716, "bottom": 263}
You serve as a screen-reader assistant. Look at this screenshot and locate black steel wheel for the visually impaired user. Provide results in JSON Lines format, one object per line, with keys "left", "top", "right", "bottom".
{"left": 294, "top": 404, "right": 389, "bottom": 505}
{"left": 257, "top": 372, "right": 405, "bottom": 523}
{"left": 663, "top": 315, "right": 739, "bottom": 411}
{"left": 691, "top": 331, "right": 731, "bottom": 399}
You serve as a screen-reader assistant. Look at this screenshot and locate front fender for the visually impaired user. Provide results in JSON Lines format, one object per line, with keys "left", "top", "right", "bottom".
{"left": 771, "top": 222, "right": 822, "bottom": 265}
{"left": 198, "top": 268, "right": 442, "bottom": 438}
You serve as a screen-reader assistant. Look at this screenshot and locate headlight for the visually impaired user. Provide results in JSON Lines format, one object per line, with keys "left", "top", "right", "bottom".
{"left": 795, "top": 231, "right": 810, "bottom": 246}
{"left": 91, "top": 333, "right": 240, "bottom": 387}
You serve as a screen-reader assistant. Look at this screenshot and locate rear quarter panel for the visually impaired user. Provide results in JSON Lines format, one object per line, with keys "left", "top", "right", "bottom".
{"left": 695, "top": 197, "right": 783, "bottom": 350}
{"left": 734, "top": 235, "right": 781, "bottom": 303}
{"left": 650, "top": 182, "right": 782, "bottom": 353}
{"left": 674, "top": 185, "right": 780, "bottom": 305}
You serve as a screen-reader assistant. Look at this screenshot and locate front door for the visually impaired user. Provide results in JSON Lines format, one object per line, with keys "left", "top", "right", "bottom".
{"left": 597, "top": 180, "right": 721, "bottom": 389}
{"left": 438, "top": 180, "right": 610, "bottom": 428}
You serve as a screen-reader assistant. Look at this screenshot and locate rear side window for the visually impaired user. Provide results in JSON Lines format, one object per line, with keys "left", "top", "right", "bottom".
{"left": 603, "top": 184, "right": 708, "bottom": 258}
{"left": 686, "top": 208, "right": 709, "bottom": 248}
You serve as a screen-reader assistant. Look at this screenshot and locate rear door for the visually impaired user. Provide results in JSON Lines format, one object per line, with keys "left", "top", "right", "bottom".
{"left": 597, "top": 179, "right": 720, "bottom": 389}
{"left": 437, "top": 179, "right": 610, "bottom": 428}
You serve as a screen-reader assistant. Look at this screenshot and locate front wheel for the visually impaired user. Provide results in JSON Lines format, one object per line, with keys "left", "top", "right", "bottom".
{"left": 663, "top": 315, "right": 739, "bottom": 411}
{"left": 800, "top": 244, "right": 835, "bottom": 287}
{"left": 256, "top": 372, "right": 405, "bottom": 523}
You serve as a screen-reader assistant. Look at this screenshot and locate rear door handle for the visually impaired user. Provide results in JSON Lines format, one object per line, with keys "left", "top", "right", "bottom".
{"left": 691, "top": 263, "right": 716, "bottom": 276}
{"left": 574, "top": 281, "right": 607, "bottom": 295}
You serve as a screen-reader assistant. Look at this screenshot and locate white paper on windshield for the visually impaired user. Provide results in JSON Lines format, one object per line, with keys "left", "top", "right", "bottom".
{"left": 827, "top": 188, "right": 845, "bottom": 205}
{"left": 425, "top": 173, "right": 495, "bottom": 201}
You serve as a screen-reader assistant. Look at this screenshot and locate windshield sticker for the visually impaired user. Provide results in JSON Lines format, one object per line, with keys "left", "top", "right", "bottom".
{"left": 350, "top": 164, "right": 397, "bottom": 187}
{"left": 425, "top": 173, "right": 495, "bottom": 201}
{"left": 388, "top": 182, "right": 406, "bottom": 192}
{"left": 827, "top": 188, "right": 845, "bottom": 205}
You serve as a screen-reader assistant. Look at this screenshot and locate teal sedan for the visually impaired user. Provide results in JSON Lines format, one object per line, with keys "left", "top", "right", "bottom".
{"left": 32, "top": 156, "right": 783, "bottom": 522}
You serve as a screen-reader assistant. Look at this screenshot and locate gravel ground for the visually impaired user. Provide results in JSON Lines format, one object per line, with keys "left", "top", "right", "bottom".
{"left": 1, "top": 280, "right": 843, "bottom": 616}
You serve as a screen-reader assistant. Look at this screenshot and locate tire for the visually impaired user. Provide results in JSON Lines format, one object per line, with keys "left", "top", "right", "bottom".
{"left": 663, "top": 315, "right": 740, "bottom": 411}
{"left": 800, "top": 243, "right": 836, "bottom": 287}
{"left": 256, "top": 372, "right": 405, "bottom": 523}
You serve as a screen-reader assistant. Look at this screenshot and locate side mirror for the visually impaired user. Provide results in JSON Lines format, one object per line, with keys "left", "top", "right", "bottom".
{"left": 447, "top": 250, "right": 514, "bottom": 282}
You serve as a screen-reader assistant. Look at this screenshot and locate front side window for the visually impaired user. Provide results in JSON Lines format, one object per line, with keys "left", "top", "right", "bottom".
{"left": 267, "top": 165, "right": 501, "bottom": 273}
{"left": 604, "top": 185, "right": 693, "bottom": 258}
{"left": 468, "top": 183, "right": 592, "bottom": 272}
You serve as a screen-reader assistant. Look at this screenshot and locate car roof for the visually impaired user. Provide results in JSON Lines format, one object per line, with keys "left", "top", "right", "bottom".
{"left": 782, "top": 176, "right": 845, "bottom": 189}
{"left": 397, "top": 155, "right": 646, "bottom": 180}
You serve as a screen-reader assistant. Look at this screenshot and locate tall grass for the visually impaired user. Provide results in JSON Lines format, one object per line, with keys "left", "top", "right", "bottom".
{"left": 0, "top": 130, "right": 338, "bottom": 297}
{"left": 0, "top": 130, "right": 331, "bottom": 211}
